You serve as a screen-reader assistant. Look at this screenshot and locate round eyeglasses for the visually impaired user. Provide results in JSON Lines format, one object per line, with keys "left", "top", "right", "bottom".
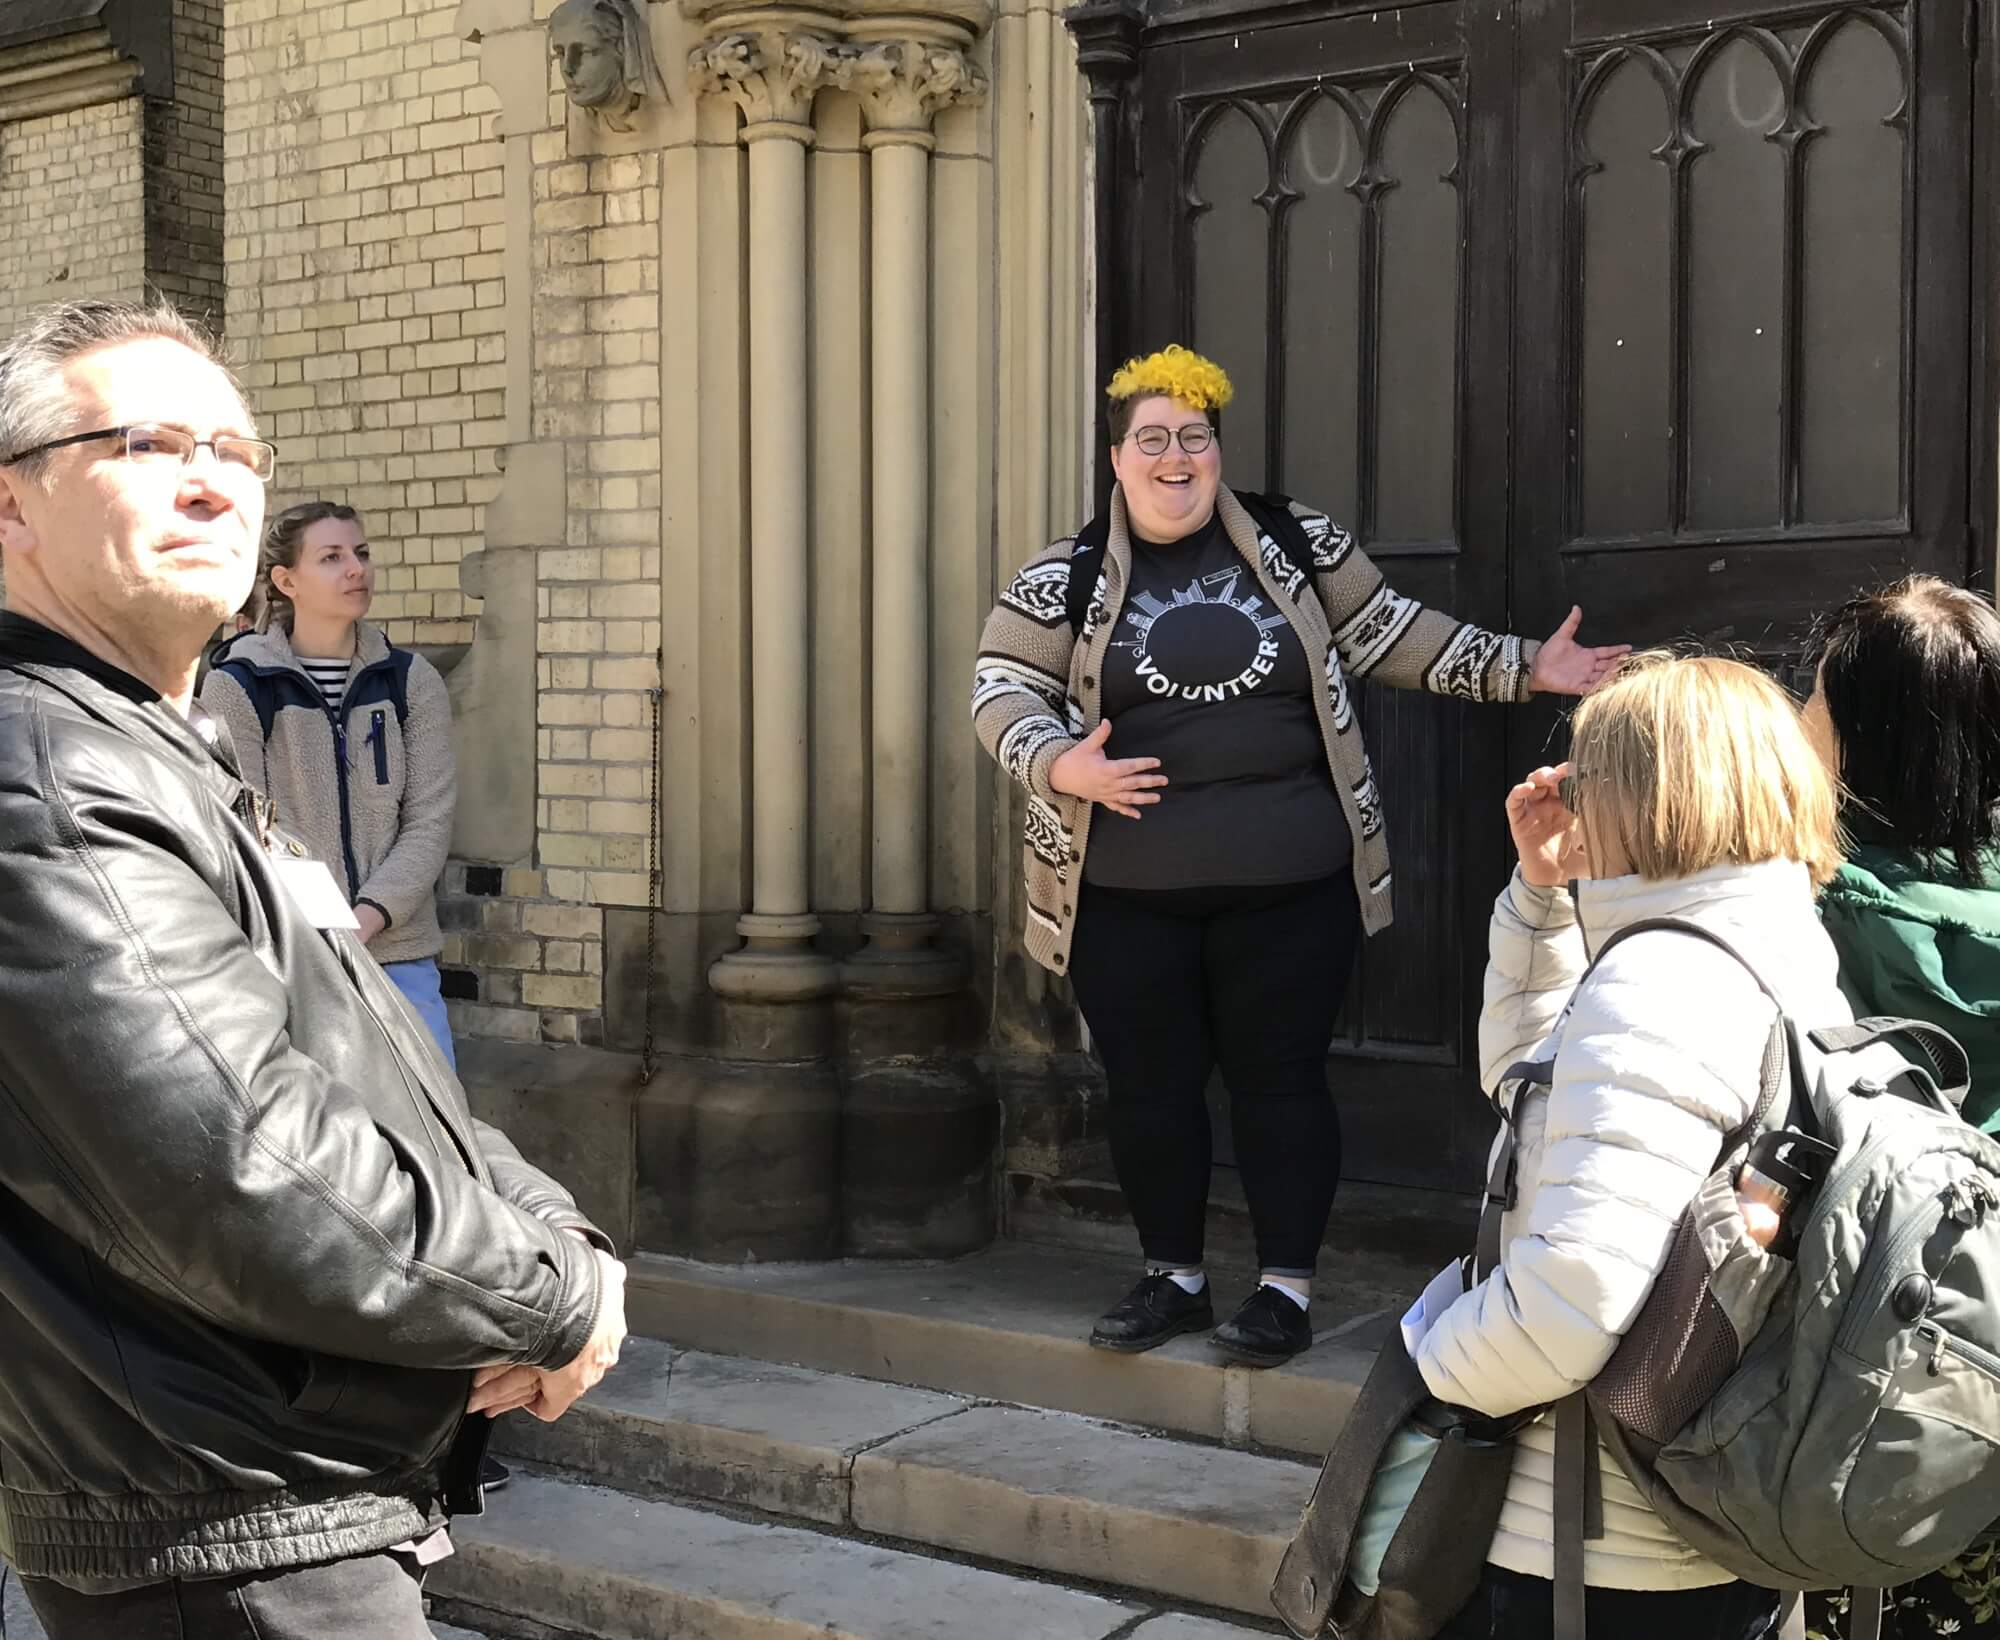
{"left": 1127, "top": 423, "right": 1215, "bottom": 458}
{"left": 0, "top": 423, "right": 279, "bottom": 482}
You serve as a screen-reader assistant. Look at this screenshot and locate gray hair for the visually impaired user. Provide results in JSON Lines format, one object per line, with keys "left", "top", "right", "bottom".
{"left": 0, "top": 299, "right": 240, "bottom": 483}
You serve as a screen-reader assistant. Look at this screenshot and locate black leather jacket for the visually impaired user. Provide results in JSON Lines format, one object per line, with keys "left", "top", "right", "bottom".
{"left": 0, "top": 617, "right": 607, "bottom": 1592}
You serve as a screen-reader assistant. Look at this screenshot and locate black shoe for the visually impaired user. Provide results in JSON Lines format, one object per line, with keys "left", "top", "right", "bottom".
{"left": 1212, "top": 1285, "right": 1313, "bottom": 1367}
{"left": 479, "top": 1457, "right": 511, "bottom": 1492}
{"left": 1089, "top": 1272, "right": 1215, "bottom": 1353}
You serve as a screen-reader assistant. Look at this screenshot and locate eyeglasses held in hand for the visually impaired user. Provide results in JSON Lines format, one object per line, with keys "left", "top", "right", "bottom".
{"left": 1127, "top": 423, "right": 1215, "bottom": 458}
{"left": 1, "top": 423, "right": 279, "bottom": 482}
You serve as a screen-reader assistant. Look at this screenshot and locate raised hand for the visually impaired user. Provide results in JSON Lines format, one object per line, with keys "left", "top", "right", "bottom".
{"left": 1529, "top": 606, "right": 1630, "bottom": 696}
{"left": 1048, "top": 719, "right": 1168, "bottom": 820}
{"left": 1506, "top": 763, "right": 1587, "bottom": 889}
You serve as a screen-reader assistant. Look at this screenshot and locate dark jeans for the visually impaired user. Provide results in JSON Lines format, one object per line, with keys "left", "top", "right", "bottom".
{"left": 22, "top": 1547, "right": 434, "bottom": 1639}
{"left": 1435, "top": 1564, "right": 1785, "bottom": 1640}
{"left": 1067, "top": 872, "right": 1362, "bottom": 1273}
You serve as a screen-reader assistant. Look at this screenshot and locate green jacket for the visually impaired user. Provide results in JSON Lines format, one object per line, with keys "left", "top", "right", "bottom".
{"left": 1819, "top": 845, "right": 2000, "bottom": 1132}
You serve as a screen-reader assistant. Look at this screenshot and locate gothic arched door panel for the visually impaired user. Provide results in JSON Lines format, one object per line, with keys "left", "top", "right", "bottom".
{"left": 1512, "top": 0, "right": 1973, "bottom": 663}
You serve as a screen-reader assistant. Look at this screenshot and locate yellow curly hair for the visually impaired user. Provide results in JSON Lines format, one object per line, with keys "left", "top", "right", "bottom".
{"left": 1105, "top": 344, "right": 1234, "bottom": 413}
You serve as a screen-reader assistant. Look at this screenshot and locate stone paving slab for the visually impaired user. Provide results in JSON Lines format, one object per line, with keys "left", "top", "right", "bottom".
{"left": 433, "top": 1469, "right": 1154, "bottom": 1640}
{"left": 626, "top": 1241, "right": 1384, "bottom": 1455}
{"left": 851, "top": 1403, "right": 1314, "bottom": 1618}
{"left": 495, "top": 1335, "right": 967, "bottom": 1523}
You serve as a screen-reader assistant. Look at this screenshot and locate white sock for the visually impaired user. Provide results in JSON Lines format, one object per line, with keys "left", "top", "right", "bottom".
{"left": 1151, "top": 1266, "right": 1207, "bottom": 1294}
{"left": 1262, "top": 1280, "right": 1310, "bottom": 1311}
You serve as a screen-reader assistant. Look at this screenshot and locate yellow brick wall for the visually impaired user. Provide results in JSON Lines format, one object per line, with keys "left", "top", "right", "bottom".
{"left": 528, "top": 140, "right": 662, "bottom": 919}
{"left": 150, "top": 0, "right": 229, "bottom": 325}
{"left": 225, "top": 0, "right": 507, "bottom": 648}
{"left": 0, "top": 100, "right": 148, "bottom": 334}
{"left": 223, "top": 0, "right": 667, "bottom": 1043}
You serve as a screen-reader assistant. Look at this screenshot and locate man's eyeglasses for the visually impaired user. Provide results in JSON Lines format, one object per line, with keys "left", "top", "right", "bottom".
{"left": 0, "top": 424, "right": 279, "bottom": 483}
{"left": 1126, "top": 423, "right": 1215, "bottom": 458}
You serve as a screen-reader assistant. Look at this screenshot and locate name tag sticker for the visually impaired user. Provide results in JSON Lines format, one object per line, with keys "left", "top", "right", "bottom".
{"left": 272, "top": 857, "right": 361, "bottom": 929}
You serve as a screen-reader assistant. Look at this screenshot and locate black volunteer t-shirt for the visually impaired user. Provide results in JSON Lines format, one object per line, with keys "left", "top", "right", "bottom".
{"left": 1084, "top": 510, "right": 1351, "bottom": 890}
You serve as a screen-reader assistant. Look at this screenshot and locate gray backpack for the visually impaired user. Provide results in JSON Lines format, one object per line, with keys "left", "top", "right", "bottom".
{"left": 1554, "top": 922, "right": 2000, "bottom": 1640}
{"left": 1271, "top": 918, "right": 2000, "bottom": 1640}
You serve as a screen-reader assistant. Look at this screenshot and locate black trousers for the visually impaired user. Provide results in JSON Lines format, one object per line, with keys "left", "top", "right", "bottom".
{"left": 21, "top": 1547, "right": 435, "bottom": 1640}
{"left": 1435, "top": 1564, "right": 1785, "bottom": 1640}
{"left": 1067, "top": 872, "right": 1362, "bottom": 1274}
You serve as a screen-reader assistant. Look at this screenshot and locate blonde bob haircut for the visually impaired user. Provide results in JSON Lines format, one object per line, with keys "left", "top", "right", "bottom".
{"left": 1568, "top": 651, "right": 1842, "bottom": 888}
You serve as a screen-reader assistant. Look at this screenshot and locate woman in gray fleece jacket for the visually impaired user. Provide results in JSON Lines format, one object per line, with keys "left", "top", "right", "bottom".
{"left": 201, "top": 500, "right": 460, "bottom": 1067}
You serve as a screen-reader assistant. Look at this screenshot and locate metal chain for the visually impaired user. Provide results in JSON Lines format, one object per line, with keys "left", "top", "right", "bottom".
{"left": 637, "top": 657, "right": 663, "bottom": 1085}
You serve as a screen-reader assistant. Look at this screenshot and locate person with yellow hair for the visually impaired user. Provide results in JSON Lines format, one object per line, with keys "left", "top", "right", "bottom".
{"left": 971, "top": 346, "right": 1626, "bottom": 1365}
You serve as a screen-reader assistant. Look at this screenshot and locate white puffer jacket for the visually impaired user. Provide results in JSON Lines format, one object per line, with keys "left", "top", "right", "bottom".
{"left": 1413, "top": 858, "right": 1854, "bottom": 1589}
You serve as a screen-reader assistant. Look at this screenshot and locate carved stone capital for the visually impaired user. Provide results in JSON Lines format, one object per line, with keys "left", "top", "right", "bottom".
{"left": 688, "top": 29, "right": 847, "bottom": 128}
{"left": 847, "top": 39, "right": 985, "bottom": 134}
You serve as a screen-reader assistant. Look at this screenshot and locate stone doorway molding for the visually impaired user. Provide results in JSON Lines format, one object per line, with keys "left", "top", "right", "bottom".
{"left": 687, "top": 0, "right": 992, "bottom": 1044}
{"left": 840, "top": 27, "right": 985, "bottom": 1012}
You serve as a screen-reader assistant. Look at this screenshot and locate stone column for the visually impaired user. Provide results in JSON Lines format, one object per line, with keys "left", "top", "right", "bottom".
{"left": 662, "top": 27, "right": 847, "bottom": 1263}
{"left": 695, "top": 29, "right": 846, "bottom": 1043}
{"left": 841, "top": 37, "right": 984, "bottom": 1003}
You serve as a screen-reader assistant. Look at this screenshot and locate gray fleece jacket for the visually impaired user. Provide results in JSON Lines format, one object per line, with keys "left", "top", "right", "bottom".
{"left": 200, "top": 621, "right": 454, "bottom": 965}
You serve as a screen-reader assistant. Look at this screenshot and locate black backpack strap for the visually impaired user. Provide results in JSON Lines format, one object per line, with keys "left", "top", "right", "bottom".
{"left": 1233, "top": 488, "right": 1316, "bottom": 575}
{"left": 1591, "top": 916, "right": 1798, "bottom": 1147}
{"left": 1552, "top": 1391, "right": 1605, "bottom": 1640}
{"left": 1585, "top": 916, "right": 1779, "bottom": 1003}
{"left": 1476, "top": 1058, "right": 1551, "bottom": 1284}
{"left": 1065, "top": 515, "right": 1111, "bottom": 637}
{"left": 1809, "top": 1018, "right": 1972, "bottom": 1110}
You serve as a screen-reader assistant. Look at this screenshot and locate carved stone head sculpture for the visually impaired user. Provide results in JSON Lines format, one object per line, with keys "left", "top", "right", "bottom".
{"left": 549, "top": 0, "right": 670, "bottom": 129}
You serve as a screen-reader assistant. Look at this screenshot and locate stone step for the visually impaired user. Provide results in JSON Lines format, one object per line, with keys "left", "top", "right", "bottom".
{"left": 1008, "top": 1171, "right": 1475, "bottom": 1317}
{"left": 496, "top": 1334, "right": 970, "bottom": 1526}
{"left": 494, "top": 1336, "right": 1318, "bottom": 1618}
{"left": 429, "top": 1468, "right": 1281, "bottom": 1640}
{"left": 624, "top": 1239, "right": 1398, "bottom": 1456}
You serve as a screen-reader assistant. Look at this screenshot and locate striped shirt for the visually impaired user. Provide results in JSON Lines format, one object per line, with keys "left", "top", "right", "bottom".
{"left": 299, "top": 655, "right": 350, "bottom": 713}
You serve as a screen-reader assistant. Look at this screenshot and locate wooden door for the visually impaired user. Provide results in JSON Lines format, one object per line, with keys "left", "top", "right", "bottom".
{"left": 1075, "top": 0, "right": 1986, "bottom": 1195}
{"left": 1510, "top": 0, "right": 1976, "bottom": 662}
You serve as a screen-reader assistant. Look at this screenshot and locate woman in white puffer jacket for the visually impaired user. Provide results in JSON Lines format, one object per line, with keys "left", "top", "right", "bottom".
{"left": 1416, "top": 653, "right": 1850, "bottom": 1640}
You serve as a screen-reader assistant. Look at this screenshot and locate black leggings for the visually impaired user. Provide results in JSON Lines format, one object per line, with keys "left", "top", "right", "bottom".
{"left": 1067, "top": 873, "right": 1362, "bottom": 1274}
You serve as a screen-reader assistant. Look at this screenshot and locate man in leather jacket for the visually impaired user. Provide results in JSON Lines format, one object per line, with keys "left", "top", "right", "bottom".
{"left": 0, "top": 301, "right": 628, "bottom": 1637}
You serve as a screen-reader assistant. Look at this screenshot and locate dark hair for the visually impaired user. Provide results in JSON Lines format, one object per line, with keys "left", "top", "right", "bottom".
{"left": 259, "top": 500, "right": 362, "bottom": 631}
{"left": 1107, "top": 392, "right": 1220, "bottom": 445}
{"left": 1813, "top": 575, "right": 2000, "bottom": 883}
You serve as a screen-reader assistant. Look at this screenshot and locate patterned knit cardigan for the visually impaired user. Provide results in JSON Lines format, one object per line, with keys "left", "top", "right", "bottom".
{"left": 971, "top": 486, "right": 1543, "bottom": 976}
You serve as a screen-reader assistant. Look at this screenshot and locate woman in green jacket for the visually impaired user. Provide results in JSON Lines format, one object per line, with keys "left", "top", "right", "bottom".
{"left": 1806, "top": 575, "right": 2000, "bottom": 1134}
{"left": 1803, "top": 575, "right": 2000, "bottom": 1639}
